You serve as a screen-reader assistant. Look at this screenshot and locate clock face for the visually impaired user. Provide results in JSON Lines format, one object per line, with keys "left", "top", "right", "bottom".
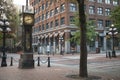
{"left": 24, "top": 15, "right": 33, "bottom": 24}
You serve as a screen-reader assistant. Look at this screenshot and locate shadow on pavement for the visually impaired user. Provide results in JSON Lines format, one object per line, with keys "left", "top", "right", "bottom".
{"left": 66, "top": 74, "right": 102, "bottom": 80}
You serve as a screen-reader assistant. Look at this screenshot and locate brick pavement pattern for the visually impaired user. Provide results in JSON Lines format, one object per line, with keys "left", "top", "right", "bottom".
{"left": 0, "top": 53, "right": 120, "bottom": 80}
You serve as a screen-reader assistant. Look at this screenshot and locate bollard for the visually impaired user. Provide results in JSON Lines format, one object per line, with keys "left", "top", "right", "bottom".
{"left": 37, "top": 57, "right": 40, "bottom": 66}
{"left": 48, "top": 56, "right": 50, "bottom": 67}
{"left": 108, "top": 51, "right": 111, "bottom": 59}
{"left": 106, "top": 51, "right": 108, "bottom": 58}
{"left": 53, "top": 53, "right": 54, "bottom": 56}
{"left": 10, "top": 57, "right": 13, "bottom": 66}
{"left": 112, "top": 51, "right": 116, "bottom": 58}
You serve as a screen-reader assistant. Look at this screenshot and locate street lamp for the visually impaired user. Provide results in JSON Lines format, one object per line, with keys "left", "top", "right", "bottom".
{"left": 0, "top": 6, "right": 11, "bottom": 67}
{"left": 108, "top": 24, "right": 118, "bottom": 57}
{"left": 59, "top": 36, "right": 64, "bottom": 55}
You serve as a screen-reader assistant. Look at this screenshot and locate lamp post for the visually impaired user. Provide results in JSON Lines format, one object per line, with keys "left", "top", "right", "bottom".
{"left": 0, "top": 6, "right": 11, "bottom": 67}
{"left": 95, "top": 32, "right": 100, "bottom": 53}
{"left": 108, "top": 24, "right": 118, "bottom": 57}
{"left": 59, "top": 36, "right": 64, "bottom": 55}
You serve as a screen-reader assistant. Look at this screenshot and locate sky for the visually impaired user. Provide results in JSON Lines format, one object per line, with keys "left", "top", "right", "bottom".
{"left": 13, "top": 0, "right": 26, "bottom": 5}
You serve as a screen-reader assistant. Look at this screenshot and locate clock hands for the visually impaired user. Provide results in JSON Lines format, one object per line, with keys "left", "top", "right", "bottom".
{"left": 24, "top": 16, "right": 33, "bottom": 24}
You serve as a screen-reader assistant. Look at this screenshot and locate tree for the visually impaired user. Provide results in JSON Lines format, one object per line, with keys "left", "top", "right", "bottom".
{"left": 110, "top": 5, "right": 120, "bottom": 46}
{"left": 70, "top": 19, "right": 96, "bottom": 46}
{"left": 68, "top": 0, "right": 88, "bottom": 77}
{"left": 77, "top": 0, "right": 88, "bottom": 77}
{"left": 0, "top": 0, "right": 18, "bottom": 46}
{"left": 53, "top": 0, "right": 88, "bottom": 77}
{"left": 110, "top": 6, "right": 120, "bottom": 32}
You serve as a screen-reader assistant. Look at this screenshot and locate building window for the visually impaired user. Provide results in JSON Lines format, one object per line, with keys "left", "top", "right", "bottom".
{"left": 97, "top": 7, "right": 103, "bottom": 15}
{"left": 89, "top": 6, "right": 95, "bottom": 14}
{"left": 38, "top": 16, "right": 41, "bottom": 22}
{"left": 55, "top": 7, "right": 59, "bottom": 14}
{"left": 34, "top": 27, "right": 36, "bottom": 33}
{"left": 113, "top": 0, "right": 118, "bottom": 5}
{"left": 50, "top": 0, "right": 52, "bottom": 5}
{"left": 97, "top": 20, "right": 103, "bottom": 28}
{"left": 70, "top": 16, "right": 75, "bottom": 24}
{"left": 60, "top": 17, "right": 65, "bottom": 25}
{"left": 50, "top": 21, "right": 53, "bottom": 28}
{"left": 70, "top": 3, "right": 77, "bottom": 12}
{"left": 38, "top": 6, "right": 41, "bottom": 12}
{"left": 39, "top": 25, "right": 41, "bottom": 31}
{"left": 42, "top": 4, "right": 44, "bottom": 10}
{"left": 46, "top": 11, "right": 49, "bottom": 19}
{"left": 105, "top": 0, "right": 111, "bottom": 4}
{"left": 50, "top": 9, "right": 54, "bottom": 17}
{"left": 105, "top": 20, "right": 111, "bottom": 27}
{"left": 46, "top": 23, "right": 49, "bottom": 29}
{"left": 89, "top": 0, "right": 95, "bottom": 2}
{"left": 97, "top": 0, "right": 102, "bottom": 3}
{"left": 42, "top": 24, "right": 44, "bottom": 30}
{"left": 34, "top": 0, "right": 39, "bottom": 5}
{"left": 105, "top": 8, "right": 111, "bottom": 16}
{"left": 46, "top": 1, "right": 48, "bottom": 8}
{"left": 35, "top": 8, "right": 38, "bottom": 14}
{"left": 55, "top": 19, "right": 59, "bottom": 27}
{"left": 42, "top": 14, "right": 44, "bottom": 20}
{"left": 60, "top": 4, "right": 65, "bottom": 12}
{"left": 32, "top": 2, "right": 34, "bottom": 6}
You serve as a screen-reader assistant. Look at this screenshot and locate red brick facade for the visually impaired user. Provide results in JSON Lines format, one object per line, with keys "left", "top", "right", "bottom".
{"left": 30, "top": 0, "right": 119, "bottom": 54}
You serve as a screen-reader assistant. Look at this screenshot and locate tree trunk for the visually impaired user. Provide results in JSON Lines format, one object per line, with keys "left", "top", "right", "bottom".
{"left": 78, "top": 0, "right": 88, "bottom": 77}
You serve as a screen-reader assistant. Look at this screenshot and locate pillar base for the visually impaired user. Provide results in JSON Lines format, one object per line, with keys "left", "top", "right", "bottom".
{"left": 1, "top": 56, "right": 7, "bottom": 67}
{"left": 19, "top": 54, "right": 34, "bottom": 69}
{"left": 96, "top": 48, "right": 100, "bottom": 53}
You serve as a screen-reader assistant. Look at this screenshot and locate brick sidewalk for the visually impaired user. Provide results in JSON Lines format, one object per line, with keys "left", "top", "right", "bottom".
{"left": 0, "top": 53, "right": 120, "bottom": 80}
{"left": 0, "top": 66, "right": 78, "bottom": 80}
{"left": 0, "top": 63, "right": 120, "bottom": 80}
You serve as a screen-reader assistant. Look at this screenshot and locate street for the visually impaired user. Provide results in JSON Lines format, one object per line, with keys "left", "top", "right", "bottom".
{"left": 0, "top": 52, "right": 120, "bottom": 80}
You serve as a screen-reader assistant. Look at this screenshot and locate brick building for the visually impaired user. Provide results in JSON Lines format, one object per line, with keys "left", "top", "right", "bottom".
{"left": 30, "top": 0, "right": 119, "bottom": 54}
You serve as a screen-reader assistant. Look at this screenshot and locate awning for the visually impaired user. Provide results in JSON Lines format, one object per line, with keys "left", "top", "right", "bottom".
{"left": 60, "top": 32, "right": 64, "bottom": 36}
{"left": 41, "top": 35, "right": 44, "bottom": 39}
{"left": 49, "top": 34, "right": 53, "bottom": 37}
{"left": 54, "top": 33, "right": 58, "bottom": 37}
{"left": 44, "top": 34, "right": 48, "bottom": 38}
{"left": 38, "top": 36, "right": 40, "bottom": 39}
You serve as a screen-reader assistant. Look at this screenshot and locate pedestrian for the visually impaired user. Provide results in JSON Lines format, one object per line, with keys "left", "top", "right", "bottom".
{"left": 38, "top": 46, "right": 41, "bottom": 54}
{"left": 47, "top": 45, "right": 50, "bottom": 55}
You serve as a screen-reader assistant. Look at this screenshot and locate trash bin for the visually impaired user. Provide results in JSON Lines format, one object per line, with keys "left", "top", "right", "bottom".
{"left": 96, "top": 48, "right": 100, "bottom": 53}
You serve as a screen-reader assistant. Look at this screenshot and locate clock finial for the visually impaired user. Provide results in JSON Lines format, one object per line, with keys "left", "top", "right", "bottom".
{"left": 26, "top": 0, "right": 29, "bottom": 11}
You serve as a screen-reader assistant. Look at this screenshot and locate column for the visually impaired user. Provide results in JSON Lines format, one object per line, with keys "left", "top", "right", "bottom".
{"left": 32, "top": 45, "right": 35, "bottom": 52}
{"left": 77, "top": 44, "right": 80, "bottom": 53}
{"left": 104, "top": 36, "right": 107, "bottom": 51}
{"left": 49, "top": 37, "right": 51, "bottom": 54}
{"left": 53, "top": 37, "right": 56, "bottom": 54}
{"left": 64, "top": 30, "right": 70, "bottom": 54}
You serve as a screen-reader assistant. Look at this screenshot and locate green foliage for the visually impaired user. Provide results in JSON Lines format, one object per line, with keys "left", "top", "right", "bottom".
{"left": 70, "top": 31, "right": 80, "bottom": 44}
{"left": 86, "top": 21, "right": 96, "bottom": 44}
{"left": 110, "top": 6, "right": 120, "bottom": 42}
{"left": 0, "top": 1, "right": 18, "bottom": 44}
{"left": 110, "top": 6, "right": 120, "bottom": 32}
{"left": 70, "top": 15, "right": 96, "bottom": 45}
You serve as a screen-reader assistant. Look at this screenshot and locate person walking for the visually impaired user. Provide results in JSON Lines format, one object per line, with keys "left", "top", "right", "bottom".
{"left": 38, "top": 46, "right": 41, "bottom": 54}
{"left": 47, "top": 45, "right": 50, "bottom": 55}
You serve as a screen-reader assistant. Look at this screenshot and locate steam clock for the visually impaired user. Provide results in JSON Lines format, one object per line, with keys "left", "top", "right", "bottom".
{"left": 19, "top": 0, "right": 35, "bottom": 69}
